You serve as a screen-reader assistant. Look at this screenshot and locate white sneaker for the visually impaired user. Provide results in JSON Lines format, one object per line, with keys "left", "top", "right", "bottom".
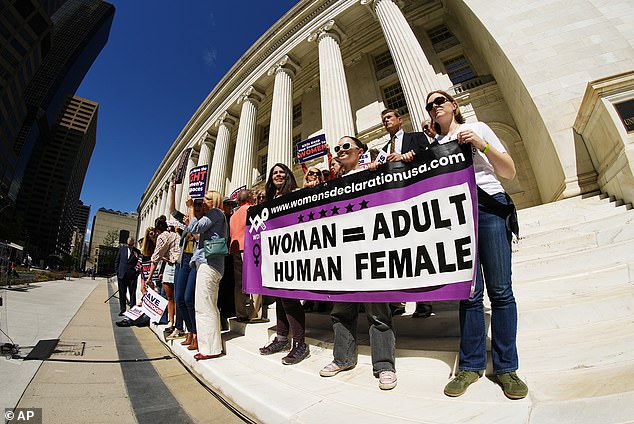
{"left": 166, "top": 329, "right": 186, "bottom": 340}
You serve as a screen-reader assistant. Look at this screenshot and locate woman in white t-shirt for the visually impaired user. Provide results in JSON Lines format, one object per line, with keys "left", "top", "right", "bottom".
{"left": 426, "top": 90, "right": 528, "bottom": 400}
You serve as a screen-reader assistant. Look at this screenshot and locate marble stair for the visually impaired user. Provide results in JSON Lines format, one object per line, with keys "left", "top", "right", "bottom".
{"left": 151, "top": 192, "right": 634, "bottom": 424}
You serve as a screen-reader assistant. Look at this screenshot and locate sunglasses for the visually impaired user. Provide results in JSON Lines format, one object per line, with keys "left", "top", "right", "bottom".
{"left": 307, "top": 171, "right": 321, "bottom": 177}
{"left": 425, "top": 96, "right": 449, "bottom": 112}
{"left": 333, "top": 142, "right": 358, "bottom": 153}
{"left": 194, "top": 202, "right": 203, "bottom": 207}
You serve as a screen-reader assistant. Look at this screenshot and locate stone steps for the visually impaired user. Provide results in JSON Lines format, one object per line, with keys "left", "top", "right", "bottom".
{"left": 149, "top": 194, "right": 634, "bottom": 423}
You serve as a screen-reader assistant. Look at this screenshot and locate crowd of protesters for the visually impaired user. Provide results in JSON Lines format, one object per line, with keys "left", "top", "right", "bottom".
{"left": 114, "top": 92, "right": 527, "bottom": 400}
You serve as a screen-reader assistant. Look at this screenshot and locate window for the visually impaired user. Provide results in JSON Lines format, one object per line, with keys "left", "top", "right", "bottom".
{"left": 382, "top": 81, "right": 408, "bottom": 114}
{"left": 258, "top": 124, "right": 270, "bottom": 150}
{"left": 373, "top": 50, "right": 396, "bottom": 80}
{"left": 257, "top": 154, "right": 267, "bottom": 178}
{"left": 292, "top": 103, "right": 302, "bottom": 128}
{"left": 427, "top": 24, "right": 459, "bottom": 52}
{"left": 443, "top": 56, "right": 476, "bottom": 85}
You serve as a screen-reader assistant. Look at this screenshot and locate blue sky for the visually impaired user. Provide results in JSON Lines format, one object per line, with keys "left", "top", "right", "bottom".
{"left": 77, "top": 1, "right": 298, "bottom": 238}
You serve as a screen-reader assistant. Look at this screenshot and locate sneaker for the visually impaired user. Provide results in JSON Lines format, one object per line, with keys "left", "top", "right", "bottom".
{"left": 259, "top": 338, "right": 290, "bottom": 355}
{"left": 165, "top": 329, "right": 186, "bottom": 340}
{"left": 281, "top": 341, "right": 310, "bottom": 365}
{"left": 444, "top": 370, "right": 482, "bottom": 397}
{"left": 319, "top": 361, "right": 355, "bottom": 377}
{"left": 497, "top": 372, "right": 528, "bottom": 399}
{"left": 378, "top": 370, "right": 397, "bottom": 390}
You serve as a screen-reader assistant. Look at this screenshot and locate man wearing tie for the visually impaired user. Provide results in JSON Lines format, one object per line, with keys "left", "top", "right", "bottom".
{"left": 115, "top": 237, "right": 139, "bottom": 316}
{"left": 380, "top": 108, "right": 429, "bottom": 162}
{"left": 381, "top": 109, "right": 434, "bottom": 319}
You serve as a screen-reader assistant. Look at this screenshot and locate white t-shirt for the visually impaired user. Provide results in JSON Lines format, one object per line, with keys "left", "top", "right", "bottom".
{"left": 435, "top": 121, "right": 506, "bottom": 195}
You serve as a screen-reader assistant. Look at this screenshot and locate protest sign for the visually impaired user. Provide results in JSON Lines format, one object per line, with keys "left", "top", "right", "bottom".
{"left": 141, "top": 261, "right": 151, "bottom": 281}
{"left": 123, "top": 306, "right": 145, "bottom": 321}
{"left": 296, "top": 134, "right": 329, "bottom": 164}
{"left": 188, "top": 165, "right": 208, "bottom": 199}
{"left": 174, "top": 148, "right": 192, "bottom": 184}
{"left": 140, "top": 286, "right": 168, "bottom": 322}
{"left": 244, "top": 142, "right": 477, "bottom": 302}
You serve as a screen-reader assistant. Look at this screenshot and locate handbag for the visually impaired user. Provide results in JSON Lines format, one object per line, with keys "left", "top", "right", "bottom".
{"left": 203, "top": 213, "right": 229, "bottom": 257}
{"left": 477, "top": 187, "right": 519, "bottom": 238}
{"left": 204, "top": 237, "right": 228, "bottom": 257}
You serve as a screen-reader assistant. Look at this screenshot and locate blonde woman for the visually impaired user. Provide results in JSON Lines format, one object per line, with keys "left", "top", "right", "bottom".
{"left": 303, "top": 165, "right": 324, "bottom": 188}
{"left": 186, "top": 190, "right": 227, "bottom": 360}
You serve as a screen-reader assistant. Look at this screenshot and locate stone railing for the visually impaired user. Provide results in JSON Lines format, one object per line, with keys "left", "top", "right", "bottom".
{"left": 447, "top": 75, "right": 496, "bottom": 95}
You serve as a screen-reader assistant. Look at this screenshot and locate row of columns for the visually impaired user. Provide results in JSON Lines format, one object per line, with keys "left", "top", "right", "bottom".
{"left": 139, "top": 0, "right": 451, "bottom": 234}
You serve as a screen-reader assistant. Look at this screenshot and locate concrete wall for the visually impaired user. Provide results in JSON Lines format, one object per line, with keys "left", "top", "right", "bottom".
{"left": 453, "top": 0, "right": 634, "bottom": 202}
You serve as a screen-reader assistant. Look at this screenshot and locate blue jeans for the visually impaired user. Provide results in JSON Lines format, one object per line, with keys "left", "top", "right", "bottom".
{"left": 331, "top": 302, "right": 395, "bottom": 375}
{"left": 175, "top": 253, "right": 197, "bottom": 333}
{"left": 459, "top": 192, "right": 518, "bottom": 374}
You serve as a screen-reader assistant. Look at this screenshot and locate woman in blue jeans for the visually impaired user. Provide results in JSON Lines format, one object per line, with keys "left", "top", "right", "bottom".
{"left": 168, "top": 180, "right": 204, "bottom": 349}
{"left": 426, "top": 90, "right": 528, "bottom": 400}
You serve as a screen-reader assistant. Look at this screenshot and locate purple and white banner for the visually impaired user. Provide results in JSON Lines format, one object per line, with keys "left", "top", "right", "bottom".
{"left": 244, "top": 142, "right": 478, "bottom": 302}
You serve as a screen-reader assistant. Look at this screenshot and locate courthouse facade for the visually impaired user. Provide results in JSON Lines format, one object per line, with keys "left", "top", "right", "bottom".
{"left": 138, "top": 0, "right": 634, "bottom": 234}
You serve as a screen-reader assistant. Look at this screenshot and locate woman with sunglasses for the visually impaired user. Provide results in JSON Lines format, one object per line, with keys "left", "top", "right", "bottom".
{"left": 303, "top": 166, "right": 324, "bottom": 188}
{"left": 319, "top": 136, "right": 397, "bottom": 391}
{"left": 258, "top": 163, "right": 310, "bottom": 365}
{"left": 186, "top": 190, "right": 227, "bottom": 361}
{"left": 425, "top": 90, "right": 527, "bottom": 399}
{"left": 301, "top": 166, "right": 329, "bottom": 314}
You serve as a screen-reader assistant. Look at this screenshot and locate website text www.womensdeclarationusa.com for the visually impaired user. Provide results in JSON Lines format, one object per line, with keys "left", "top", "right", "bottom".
{"left": 269, "top": 152, "right": 467, "bottom": 215}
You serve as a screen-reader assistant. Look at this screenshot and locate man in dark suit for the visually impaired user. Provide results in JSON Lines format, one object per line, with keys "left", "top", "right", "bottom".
{"left": 380, "top": 108, "right": 430, "bottom": 162}
{"left": 115, "top": 237, "right": 139, "bottom": 316}
{"left": 381, "top": 109, "right": 434, "bottom": 319}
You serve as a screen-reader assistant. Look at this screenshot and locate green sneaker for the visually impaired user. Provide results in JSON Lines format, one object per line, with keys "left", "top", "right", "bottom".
{"left": 497, "top": 372, "right": 528, "bottom": 399}
{"left": 444, "top": 370, "right": 481, "bottom": 397}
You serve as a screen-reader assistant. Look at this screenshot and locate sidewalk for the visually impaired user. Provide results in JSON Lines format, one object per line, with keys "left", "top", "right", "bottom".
{"left": 14, "top": 278, "right": 135, "bottom": 423}
{"left": 5, "top": 277, "right": 245, "bottom": 424}
{"left": 1, "top": 277, "right": 99, "bottom": 410}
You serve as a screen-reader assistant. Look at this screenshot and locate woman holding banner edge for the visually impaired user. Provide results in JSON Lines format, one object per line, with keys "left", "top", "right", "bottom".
{"left": 318, "top": 136, "right": 397, "bottom": 391}
{"left": 258, "top": 163, "right": 310, "bottom": 365}
{"left": 426, "top": 90, "right": 528, "bottom": 399}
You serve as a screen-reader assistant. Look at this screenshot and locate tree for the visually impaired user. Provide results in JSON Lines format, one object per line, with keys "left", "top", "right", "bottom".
{"left": 102, "top": 229, "right": 120, "bottom": 248}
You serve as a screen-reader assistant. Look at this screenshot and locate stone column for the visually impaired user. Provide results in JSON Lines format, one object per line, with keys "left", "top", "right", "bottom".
{"left": 361, "top": 0, "right": 451, "bottom": 131}
{"left": 266, "top": 55, "right": 300, "bottom": 175}
{"left": 158, "top": 186, "right": 168, "bottom": 219}
{"left": 150, "top": 197, "right": 158, "bottom": 225}
{"left": 197, "top": 135, "right": 214, "bottom": 186}
{"left": 173, "top": 153, "right": 188, "bottom": 215}
{"left": 230, "top": 86, "right": 263, "bottom": 191}
{"left": 209, "top": 113, "right": 236, "bottom": 194}
{"left": 308, "top": 20, "right": 355, "bottom": 148}
{"left": 179, "top": 150, "right": 198, "bottom": 211}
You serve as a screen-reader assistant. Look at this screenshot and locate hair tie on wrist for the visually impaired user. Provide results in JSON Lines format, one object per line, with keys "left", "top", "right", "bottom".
{"left": 482, "top": 143, "right": 490, "bottom": 154}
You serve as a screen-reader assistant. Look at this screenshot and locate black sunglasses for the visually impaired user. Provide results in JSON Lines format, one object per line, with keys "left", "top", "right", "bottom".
{"left": 307, "top": 171, "right": 321, "bottom": 177}
{"left": 333, "top": 142, "right": 358, "bottom": 153}
{"left": 425, "top": 96, "right": 449, "bottom": 112}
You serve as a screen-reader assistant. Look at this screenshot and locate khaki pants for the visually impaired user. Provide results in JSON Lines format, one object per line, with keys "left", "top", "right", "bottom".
{"left": 195, "top": 263, "right": 223, "bottom": 355}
